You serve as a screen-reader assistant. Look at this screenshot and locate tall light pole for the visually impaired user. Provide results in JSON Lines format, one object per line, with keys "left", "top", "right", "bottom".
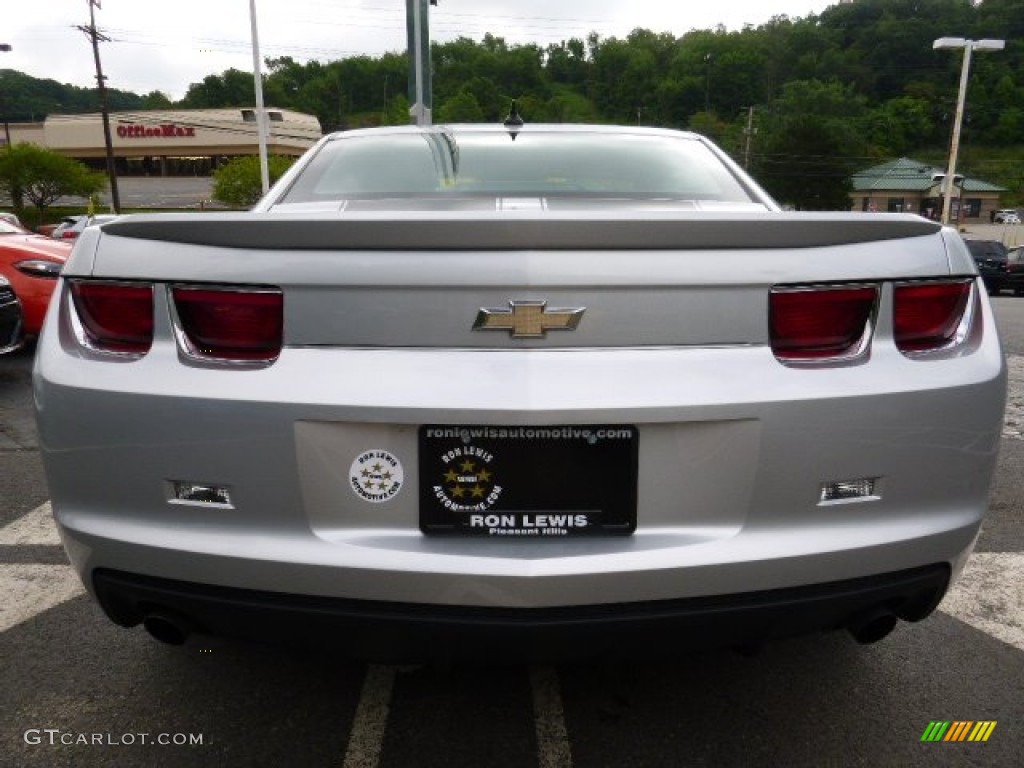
{"left": 406, "top": 0, "right": 437, "bottom": 126}
{"left": 933, "top": 37, "right": 1004, "bottom": 225}
{"left": 704, "top": 53, "right": 713, "bottom": 113}
{"left": 1, "top": 44, "right": 11, "bottom": 148}
{"left": 249, "top": 0, "right": 269, "bottom": 196}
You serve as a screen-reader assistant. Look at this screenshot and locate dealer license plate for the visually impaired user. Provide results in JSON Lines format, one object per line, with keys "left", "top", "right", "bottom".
{"left": 419, "top": 425, "right": 638, "bottom": 537}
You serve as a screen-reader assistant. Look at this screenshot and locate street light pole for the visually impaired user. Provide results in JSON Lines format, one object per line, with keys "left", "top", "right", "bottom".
{"left": 406, "top": 0, "right": 436, "bottom": 126}
{"left": 933, "top": 37, "right": 1004, "bottom": 226}
{"left": 249, "top": 0, "right": 270, "bottom": 196}
{"left": 1, "top": 44, "right": 11, "bottom": 148}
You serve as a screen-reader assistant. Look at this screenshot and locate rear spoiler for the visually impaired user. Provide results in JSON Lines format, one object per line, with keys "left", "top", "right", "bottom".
{"left": 102, "top": 212, "right": 942, "bottom": 251}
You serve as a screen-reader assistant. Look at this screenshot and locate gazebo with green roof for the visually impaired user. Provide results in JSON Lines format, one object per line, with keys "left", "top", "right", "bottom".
{"left": 850, "top": 157, "right": 1005, "bottom": 222}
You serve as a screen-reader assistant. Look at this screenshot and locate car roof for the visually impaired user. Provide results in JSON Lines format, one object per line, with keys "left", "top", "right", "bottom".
{"left": 324, "top": 123, "right": 707, "bottom": 141}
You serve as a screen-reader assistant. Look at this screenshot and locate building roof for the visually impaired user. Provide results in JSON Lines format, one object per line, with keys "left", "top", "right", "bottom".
{"left": 852, "top": 157, "right": 1005, "bottom": 194}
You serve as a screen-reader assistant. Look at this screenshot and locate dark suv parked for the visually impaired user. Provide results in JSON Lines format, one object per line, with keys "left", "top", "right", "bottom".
{"left": 965, "top": 239, "right": 1017, "bottom": 294}
{"left": 1008, "top": 246, "right": 1024, "bottom": 295}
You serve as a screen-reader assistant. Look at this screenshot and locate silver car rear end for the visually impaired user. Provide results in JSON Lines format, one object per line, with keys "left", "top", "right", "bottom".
{"left": 34, "top": 127, "right": 1006, "bottom": 657}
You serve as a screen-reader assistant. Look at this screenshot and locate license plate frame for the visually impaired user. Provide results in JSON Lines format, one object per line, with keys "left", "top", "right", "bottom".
{"left": 419, "top": 425, "right": 638, "bottom": 537}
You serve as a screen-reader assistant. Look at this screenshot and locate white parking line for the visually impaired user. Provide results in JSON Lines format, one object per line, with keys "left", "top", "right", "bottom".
{"left": 530, "top": 666, "right": 573, "bottom": 768}
{"left": 0, "top": 564, "right": 85, "bottom": 632}
{"left": 1002, "top": 354, "right": 1024, "bottom": 440}
{"left": 343, "top": 664, "right": 396, "bottom": 768}
{"left": 0, "top": 503, "right": 85, "bottom": 633}
{"left": 0, "top": 502, "right": 60, "bottom": 546}
{"left": 939, "top": 552, "right": 1024, "bottom": 651}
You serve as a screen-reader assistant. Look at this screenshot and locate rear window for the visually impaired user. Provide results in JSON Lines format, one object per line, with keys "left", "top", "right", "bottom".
{"left": 279, "top": 130, "right": 754, "bottom": 203}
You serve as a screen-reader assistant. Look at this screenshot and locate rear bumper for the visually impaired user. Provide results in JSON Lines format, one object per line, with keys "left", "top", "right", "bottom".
{"left": 38, "top": 277, "right": 1005, "bottom": 648}
{"left": 94, "top": 564, "right": 950, "bottom": 661}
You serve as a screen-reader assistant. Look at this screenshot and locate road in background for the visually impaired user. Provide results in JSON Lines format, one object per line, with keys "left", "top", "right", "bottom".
{"left": 962, "top": 222, "right": 1023, "bottom": 247}
{"left": 55, "top": 177, "right": 221, "bottom": 212}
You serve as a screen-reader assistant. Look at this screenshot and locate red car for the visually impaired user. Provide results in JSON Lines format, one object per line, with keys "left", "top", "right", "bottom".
{"left": 0, "top": 219, "right": 73, "bottom": 337}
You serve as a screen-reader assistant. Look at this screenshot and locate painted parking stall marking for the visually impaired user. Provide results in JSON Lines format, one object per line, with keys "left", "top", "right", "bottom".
{"left": 938, "top": 552, "right": 1024, "bottom": 651}
{"left": 0, "top": 502, "right": 84, "bottom": 632}
{"left": 0, "top": 502, "right": 62, "bottom": 546}
{"left": 530, "top": 666, "right": 573, "bottom": 768}
{"left": 343, "top": 665, "right": 395, "bottom": 768}
{"left": 0, "top": 564, "right": 85, "bottom": 632}
{"left": 1001, "top": 354, "right": 1024, "bottom": 440}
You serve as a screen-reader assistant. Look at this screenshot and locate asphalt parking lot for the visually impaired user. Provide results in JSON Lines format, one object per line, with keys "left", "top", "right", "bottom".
{"left": 1, "top": 300, "right": 1022, "bottom": 768}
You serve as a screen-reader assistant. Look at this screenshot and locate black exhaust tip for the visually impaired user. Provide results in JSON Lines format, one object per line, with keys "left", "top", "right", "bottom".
{"left": 143, "top": 612, "right": 191, "bottom": 645}
{"left": 847, "top": 608, "right": 898, "bottom": 645}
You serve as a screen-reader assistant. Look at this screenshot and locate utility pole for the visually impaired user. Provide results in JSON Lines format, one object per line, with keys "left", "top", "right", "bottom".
{"left": 76, "top": 0, "right": 120, "bottom": 213}
{"left": 743, "top": 106, "right": 756, "bottom": 170}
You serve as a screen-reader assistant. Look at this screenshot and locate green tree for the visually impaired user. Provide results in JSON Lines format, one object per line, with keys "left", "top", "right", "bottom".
{"left": 211, "top": 155, "right": 295, "bottom": 208}
{"left": 180, "top": 69, "right": 257, "bottom": 108}
{"left": 142, "top": 90, "right": 174, "bottom": 110}
{"left": 866, "top": 96, "right": 937, "bottom": 156}
{"left": 754, "top": 81, "right": 870, "bottom": 210}
{"left": 437, "top": 91, "right": 485, "bottom": 123}
{"left": 0, "top": 143, "right": 104, "bottom": 223}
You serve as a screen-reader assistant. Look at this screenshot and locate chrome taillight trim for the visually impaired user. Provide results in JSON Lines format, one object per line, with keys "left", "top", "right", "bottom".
{"left": 66, "top": 279, "right": 155, "bottom": 359}
{"left": 892, "top": 278, "right": 976, "bottom": 359}
{"left": 769, "top": 283, "right": 880, "bottom": 367}
{"left": 168, "top": 284, "right": 284, "bottom": 368}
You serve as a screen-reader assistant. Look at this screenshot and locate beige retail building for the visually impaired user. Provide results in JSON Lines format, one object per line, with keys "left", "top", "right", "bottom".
{"left": 3, "top": 108, "right": 322, "bottom": 177}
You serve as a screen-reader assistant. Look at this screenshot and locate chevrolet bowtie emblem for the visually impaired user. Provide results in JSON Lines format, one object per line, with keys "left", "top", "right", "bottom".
{"left": 473, "top": 301, "right": 585, "bottom": 338}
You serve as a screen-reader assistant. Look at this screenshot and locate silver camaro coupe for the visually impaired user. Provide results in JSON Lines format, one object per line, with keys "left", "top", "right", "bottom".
{"left": 34, "top": 124, "right": 1007, "bottom": 659}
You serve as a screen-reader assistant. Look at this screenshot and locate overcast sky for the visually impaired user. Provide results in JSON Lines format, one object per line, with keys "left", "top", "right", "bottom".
{"left": 4, "top": 0, "right": 838, "bottom": 101}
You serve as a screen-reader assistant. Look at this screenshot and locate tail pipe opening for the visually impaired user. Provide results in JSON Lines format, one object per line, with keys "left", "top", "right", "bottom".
{"left": 846, "top": 607, "right": 899, "bottom": 645}
{"left": 142, "top": 611, "right": 193, "bottom": 645}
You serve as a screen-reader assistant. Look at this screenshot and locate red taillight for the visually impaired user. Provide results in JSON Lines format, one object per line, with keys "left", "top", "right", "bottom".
{"left": 61, "top": 231, "right": 77, "bottom": 240}
{"left": 894, "top": 281, "right": 972, "bottom": 354}
{"left": 70, "top": 281, "right": 154, "bottom": 355}
{"left": 172, "top": 287, "right": 283, "bottom": 362}
{"left": 770, "top": 286, "right": 877, "bottom": 361}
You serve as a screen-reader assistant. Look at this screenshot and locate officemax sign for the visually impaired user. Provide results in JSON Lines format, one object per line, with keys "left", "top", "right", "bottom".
{"left": 116, "top": 123, "right": 196, "bottom": 138}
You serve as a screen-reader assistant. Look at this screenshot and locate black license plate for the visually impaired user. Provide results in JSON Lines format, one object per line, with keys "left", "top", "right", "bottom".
{"left": 419, "top": 425, "right": 638, "bottom": 537}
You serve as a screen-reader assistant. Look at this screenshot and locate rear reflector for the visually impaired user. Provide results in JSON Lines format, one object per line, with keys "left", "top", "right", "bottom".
{"left": 172, "top": 481, "right": 233, "bottom": 507}
{"left": 770, "top": 286, "right": 878, "bottom": 361}
{"left": 893, "top": 281, "right": 972, "bottom": 354}
{"left": 172, "top": 287, "right": 283, "bottom": 362}
{"left": 69, "top": 281, "right": 154, "bottom": 355}
{"left": 820, "top": 478, "right": 879, "bottom": 504}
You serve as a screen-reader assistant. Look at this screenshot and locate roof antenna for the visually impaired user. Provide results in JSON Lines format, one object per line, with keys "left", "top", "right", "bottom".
{"left": 503, "top": 100, "right": 524, "bottom": 140}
